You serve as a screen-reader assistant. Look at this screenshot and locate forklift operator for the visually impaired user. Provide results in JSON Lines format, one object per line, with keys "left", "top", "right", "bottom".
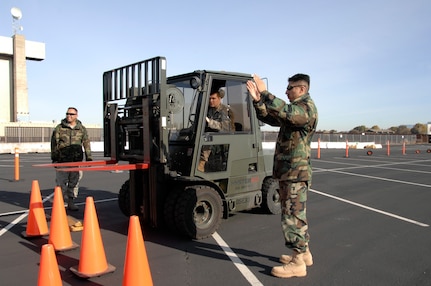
{"left": 198, "top": 89, "right": 234, "bottom": 172}
{"left": 205, "top": 88, "right": 235, "bottom": 132}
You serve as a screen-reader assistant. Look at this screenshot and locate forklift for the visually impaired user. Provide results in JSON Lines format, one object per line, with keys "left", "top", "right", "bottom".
{"left": 55, "top": 56, "right": 280, "bottom": 239}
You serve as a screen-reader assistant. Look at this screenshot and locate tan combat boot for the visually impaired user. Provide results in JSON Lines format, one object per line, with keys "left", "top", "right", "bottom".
{"left": 271, "top": 251, "right": 307, "bottom": 278}
{"left": 280, "top": 248, "right": 313, "bottom": 266}
{"left": 67, "top": 198, "right": 79, "bottom": 211}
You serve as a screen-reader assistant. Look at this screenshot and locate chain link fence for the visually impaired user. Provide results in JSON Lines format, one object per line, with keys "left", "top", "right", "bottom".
{"left": 1, "top": 126, "right": 103, "bottom": 143}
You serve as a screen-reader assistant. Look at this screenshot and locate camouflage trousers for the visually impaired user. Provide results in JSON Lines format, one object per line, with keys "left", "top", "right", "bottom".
{"left": 55, "top": 170, "right": 83, "bottom": 200}
{"left": 279, "top": 180, "right": 309, "bottom": 253}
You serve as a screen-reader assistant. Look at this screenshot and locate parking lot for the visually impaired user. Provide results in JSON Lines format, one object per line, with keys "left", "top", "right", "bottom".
{"left": 1, "top": 145, "right": 431, "bottom": 285}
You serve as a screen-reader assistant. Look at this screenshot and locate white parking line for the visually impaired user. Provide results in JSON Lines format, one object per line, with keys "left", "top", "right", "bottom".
{"left": 326, "top": 169, "right": 431, "bottom": 189}
{"left": 315, "top": 158, "right": 431, "bottom": 174}
{"left": 0, "top": 213, "right": 28, "bottom": 237}
{"left": 310, "top": 188, "right": 429, "bottom": 227}
{"left": 0, "top": 197, "right": 118, "bottom": 237}
{"left": 212, "top": 232, "right": 264, "bottom": 286}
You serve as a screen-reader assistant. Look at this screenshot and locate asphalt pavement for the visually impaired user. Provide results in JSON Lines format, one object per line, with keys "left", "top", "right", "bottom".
{"left": 1, "top": 145, "right": 431, "bottom": 285}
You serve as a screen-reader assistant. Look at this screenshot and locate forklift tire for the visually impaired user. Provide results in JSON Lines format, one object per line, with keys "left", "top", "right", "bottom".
{"left": 261, "top": 178, "right": 281, "bottom": 215}
{"left": 118, "top": 180, "right": 130, "bottom": 217}
{"left": 174, "top": 185, "right": 223, "bottom": 240}
{"left": 163, "top": 190, "right": 182, "bottom": 233}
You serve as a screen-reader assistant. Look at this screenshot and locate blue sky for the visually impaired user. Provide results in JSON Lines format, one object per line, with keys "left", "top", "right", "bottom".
{"left": 1, "top": 0, "right": 430, "bottom": 132}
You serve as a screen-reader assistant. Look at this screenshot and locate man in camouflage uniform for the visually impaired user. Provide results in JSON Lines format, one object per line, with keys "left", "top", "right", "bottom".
{"left": 247, "top": 74, "right": 318, "bottom": 278}
{"left": 198, "top": 89, "right": 234, "bottom": 172}
{"left": 51, "top": 107, "right": 92, "bottom": 211}
{"left": 205, "top": 89, "right": 235, "bottom": 132}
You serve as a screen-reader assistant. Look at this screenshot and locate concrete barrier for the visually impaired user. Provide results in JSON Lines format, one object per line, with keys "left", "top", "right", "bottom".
{"left": 263, "top": 141, "right": 382, "bottom": 150}
{"left": 1, "top": 141, "right": 381, "bottom": 154}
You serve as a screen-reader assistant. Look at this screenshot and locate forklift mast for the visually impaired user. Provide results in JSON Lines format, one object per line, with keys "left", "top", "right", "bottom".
{"left": 102, "top": 57, "right": 171, "bottom": 225}
{"left": 102, "top": 56, "right": 169, "bottom": 166}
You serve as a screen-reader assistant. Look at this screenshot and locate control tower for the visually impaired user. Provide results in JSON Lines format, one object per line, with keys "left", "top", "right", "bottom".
{"left": 0, "top": 7, "right": 45, "bottom": 122}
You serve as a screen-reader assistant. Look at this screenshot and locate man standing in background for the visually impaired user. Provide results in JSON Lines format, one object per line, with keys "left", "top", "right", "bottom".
{"left": 51, "top": 107, "right": 92, "bottom": 211}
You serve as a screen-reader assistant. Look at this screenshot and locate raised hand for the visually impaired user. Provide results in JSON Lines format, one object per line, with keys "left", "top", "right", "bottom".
{"left": 253, "top": 74, "right": 267, "bottom": 93}
{"left": 246, "top": 80, "right": 260, "bottom": 102}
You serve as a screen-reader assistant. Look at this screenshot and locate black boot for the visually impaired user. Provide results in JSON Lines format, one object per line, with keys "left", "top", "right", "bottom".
{"left": 67, "top": 198, "right": 79, "bottom": 211}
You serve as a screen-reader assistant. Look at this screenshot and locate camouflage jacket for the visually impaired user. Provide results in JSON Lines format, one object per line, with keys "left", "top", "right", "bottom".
{"left": 253, "top": 91, "right": 318, "bottom": 182}
{"left": 50, "top": 119, "right": 92, "bottom": 163}
{"left": 206, "top": 104, "right": 235, "bottom": 132}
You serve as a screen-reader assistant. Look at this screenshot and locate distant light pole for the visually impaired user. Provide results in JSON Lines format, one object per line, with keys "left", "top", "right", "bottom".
{"left": 18, "top": 116, "right": 21, "bottom": 144}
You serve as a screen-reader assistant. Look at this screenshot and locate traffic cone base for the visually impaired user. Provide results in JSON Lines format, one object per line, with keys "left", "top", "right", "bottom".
{"left": 52, "top": 241, "right": 79, "bottom": 252}
{"left": 70, "top": 196, "right": 115, "bottom": 278}
{"left": 48, "top": 186, "right": 79, "bottom": 251}
{"left": 22, "top": 180, "right": 49, "bottom": 238}
{"left": 70, "top": 263, "right": 116, "bottom": 279}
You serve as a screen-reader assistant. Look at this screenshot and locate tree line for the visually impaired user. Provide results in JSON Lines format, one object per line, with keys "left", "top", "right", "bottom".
{"left": 321, "top": 123, "right": 428, "bottom": 135}
{"left": 349, "top": 123, "right": 427, "bottom": 135}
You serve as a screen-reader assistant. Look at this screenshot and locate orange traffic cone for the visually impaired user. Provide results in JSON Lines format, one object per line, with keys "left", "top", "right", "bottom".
{"left": 48, "top": 186, "right": 79, "bottom": 251}
{"left": 22, "top": 180, "right": 49, "bottom": 238}
{"left": 122, "top": 215, "right": 153, "bottom": 286}
{"left": 70, "top": 196, "right": 115, "bottom": 278}
{"left": 37, "top": 244, "right": 62, "bottom": 286}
